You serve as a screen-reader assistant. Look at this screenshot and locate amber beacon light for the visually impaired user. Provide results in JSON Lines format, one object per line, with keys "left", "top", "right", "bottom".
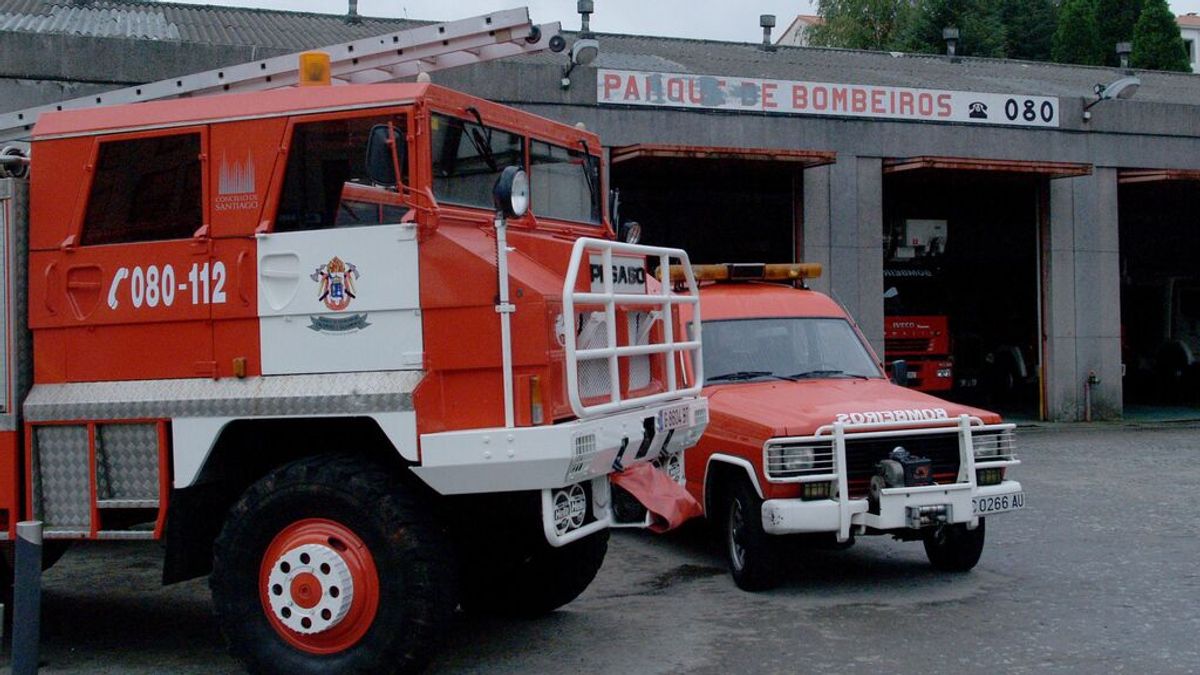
{"left": 299, "top": 51, "right": 332, "bottom": 86}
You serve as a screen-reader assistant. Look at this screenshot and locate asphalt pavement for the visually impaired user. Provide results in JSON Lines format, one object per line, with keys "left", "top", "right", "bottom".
{"left": 5, "top": 422, "right": 1199, "bottom": 674}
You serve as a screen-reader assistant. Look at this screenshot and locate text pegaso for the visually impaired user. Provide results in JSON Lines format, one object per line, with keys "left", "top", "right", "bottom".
{"left": 835, "top": 408, "right": 949, "bottom": 424}
{"left": 107, "top": 262, "right": 228, "bottom": 310}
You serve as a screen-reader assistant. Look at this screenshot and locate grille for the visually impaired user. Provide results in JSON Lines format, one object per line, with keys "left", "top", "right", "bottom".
{"left": 626, "top": 311, "right": 652, "bottom": 391}
{"left": 844, "top": 433, "right": 961, "bottom": 497}
{"left": 887, "top": 338, "right": 933, "bottom": 352}
{"left": 576, "top": 312, "right": 612, "bottom": 399}
{"left": 566, "top": 433, "right": 598, "bottom": 481}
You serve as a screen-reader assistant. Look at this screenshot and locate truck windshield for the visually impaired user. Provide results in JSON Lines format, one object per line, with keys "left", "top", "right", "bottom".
{"left": 430, "top": 113, "right": 524, "bottom": 210}
{"left": 702, "top": 318, "right": 882, "bottom": 382}
{"left": 883, "top": 264, "right": 949, "bottom": 316}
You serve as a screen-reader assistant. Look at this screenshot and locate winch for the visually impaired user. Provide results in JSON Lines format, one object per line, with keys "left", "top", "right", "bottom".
{"left": 869, "top": 447, "right": 933, "bottom": 510}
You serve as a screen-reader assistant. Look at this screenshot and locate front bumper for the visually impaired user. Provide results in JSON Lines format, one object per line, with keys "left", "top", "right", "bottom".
{"left": 761, "top": 415, "right": 1022, "bottom": 541}
{"left": 412, "top": 396, "right": 708, "bottom": 495}
{"left": 761, "top": 479, "right": 1023, "bottom": 536}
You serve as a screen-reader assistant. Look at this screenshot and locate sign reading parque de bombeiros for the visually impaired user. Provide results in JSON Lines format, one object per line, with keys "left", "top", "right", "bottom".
{"left": 597, "top": 69, "right": 1060, "bottom": 129}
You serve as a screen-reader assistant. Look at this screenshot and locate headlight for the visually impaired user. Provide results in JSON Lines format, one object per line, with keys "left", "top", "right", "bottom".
{"left": 973, "top": 430, "right": 1014, "bottom": 458}
{"left": 782, "top": 446, "right": 815, "bottom": 472}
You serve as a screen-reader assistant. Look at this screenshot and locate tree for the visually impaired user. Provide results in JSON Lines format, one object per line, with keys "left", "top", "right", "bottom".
{"left": 808, "top": 0, "right": 915, "bottom": 51}
{"left": 896, "top": 0, "right": 1008, "bottom": 58}
{"left": 999, "top": 0, "right": 1058, "bottom": 61}
{"left": 1132, "top": 0, "right": 1191, "bottom": 71}
{"left": 1052, "top": 0, "right": 1104, "bottom": 66}
{"left": 1095, "top": 0, "right": 1142, "bottom": 65}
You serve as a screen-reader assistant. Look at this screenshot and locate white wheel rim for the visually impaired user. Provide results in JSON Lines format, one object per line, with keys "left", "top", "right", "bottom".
{"left": 266, "top": 543, "right": 355, "bottom": 635}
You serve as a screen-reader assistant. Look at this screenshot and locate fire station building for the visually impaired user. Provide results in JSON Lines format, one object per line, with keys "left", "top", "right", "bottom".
{"left": 4, "top": 0, "right": 1200, "bottom": 422}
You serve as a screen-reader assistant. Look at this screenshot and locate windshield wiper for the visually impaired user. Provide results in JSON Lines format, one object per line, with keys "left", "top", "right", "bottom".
{"left": 464, "top": 107, "right": 498, "bottom": 172}
{"left": 579, "top": 139, "right": 598, "bottom": 209}
{"left": 708, "top": 370, "right": 777, "bottom": 382}
{"left": 783, "top": 369, "right": 870, "bottom": 380}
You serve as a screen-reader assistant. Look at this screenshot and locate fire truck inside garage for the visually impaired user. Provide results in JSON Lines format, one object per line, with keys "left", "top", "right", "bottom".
{"left": 1119, "top": 173, "right": 1200, "bottom": 410}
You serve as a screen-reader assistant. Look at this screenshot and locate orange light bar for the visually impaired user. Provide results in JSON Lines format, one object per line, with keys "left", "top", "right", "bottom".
{"left": 667, "top": 262, "right": 823, "bottom": 283}
{"left": 299, "top": 51, "right": 332, "bottom": 87}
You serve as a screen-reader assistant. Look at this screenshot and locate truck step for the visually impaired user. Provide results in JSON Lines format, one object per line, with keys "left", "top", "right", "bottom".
{"left": 96, "top": 499, "right": 160, "bottom": 509}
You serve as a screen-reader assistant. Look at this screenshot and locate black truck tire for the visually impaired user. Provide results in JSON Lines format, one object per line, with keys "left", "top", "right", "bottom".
{"left": 724, "top": 480, "right": 784, "bottom": 592}
{"left": 459, "top": 528, "right": 608, "bottom": 618}
{"left": 922, "top": 519, "right": 986, "bottom": 572}
{"left": 210, "top": 455, "right": 456, "bottom": 675}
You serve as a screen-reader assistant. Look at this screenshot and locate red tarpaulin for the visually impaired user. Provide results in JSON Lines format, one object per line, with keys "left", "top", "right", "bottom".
{"left": 610, "top": 463, "right": 703, "bottom": 532}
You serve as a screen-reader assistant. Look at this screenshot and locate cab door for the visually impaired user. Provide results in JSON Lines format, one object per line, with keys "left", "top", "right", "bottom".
{"left": 29, "top": 126, "right": 215, "bottom": 382}
{"left": 255, "top": 111, "right": 422, "bottom": 376}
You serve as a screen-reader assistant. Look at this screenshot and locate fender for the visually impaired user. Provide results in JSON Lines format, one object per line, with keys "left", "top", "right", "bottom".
{"left": 703, "top": 453, "right": 763, "bottom": 516}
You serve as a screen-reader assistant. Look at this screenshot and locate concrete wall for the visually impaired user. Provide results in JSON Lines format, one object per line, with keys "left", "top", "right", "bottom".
{"left": 803, "top": 158, "right": 884, "bottom": 355}
{"left": 1045, "top": 169, "right": 1123, "bottom": 420}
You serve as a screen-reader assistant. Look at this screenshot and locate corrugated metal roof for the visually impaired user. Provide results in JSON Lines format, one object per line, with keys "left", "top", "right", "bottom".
{"left": 0, "top": 5, "right": 180, "bottom": 39}
{"left": 1, "top": 0, "right": 1198, "bottom": 107}
{"left": 0, "top": 0, "right": 421, "bottom": 48}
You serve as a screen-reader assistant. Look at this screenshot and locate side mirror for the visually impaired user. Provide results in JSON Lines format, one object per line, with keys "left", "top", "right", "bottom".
{"left": 365, "top": 124, "right": 406, "bottom": 187}
{"left": 890, "top": 359, "right": 908, "bottom": 387}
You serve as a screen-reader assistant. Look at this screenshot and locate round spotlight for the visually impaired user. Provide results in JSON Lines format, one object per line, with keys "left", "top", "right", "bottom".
{"left": 493, "top": 166, "right": 529, "bottom": 218}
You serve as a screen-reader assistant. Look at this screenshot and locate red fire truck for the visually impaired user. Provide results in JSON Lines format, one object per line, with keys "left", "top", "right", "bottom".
{"left": 672, "top": 264, "right": 1022, "bottom": 591}
{"left": 883, "top": 219, "right": 953, "bottom": 392}
{"left": 0, "top": 60, "right": 708, "bottom": 671}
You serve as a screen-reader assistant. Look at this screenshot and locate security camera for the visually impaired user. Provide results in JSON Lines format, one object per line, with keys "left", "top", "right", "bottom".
{"left": 548, "top": 34, "right": 567, "bottom": 53}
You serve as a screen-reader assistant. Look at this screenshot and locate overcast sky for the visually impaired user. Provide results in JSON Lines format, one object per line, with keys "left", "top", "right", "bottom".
{"left": 162, "top": 0, "right": 1200, "bottom": 43}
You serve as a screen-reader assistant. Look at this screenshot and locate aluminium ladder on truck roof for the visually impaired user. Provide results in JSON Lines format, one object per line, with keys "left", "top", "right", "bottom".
{"left": 0, "top": 7, "right": 561, "bottom": 144}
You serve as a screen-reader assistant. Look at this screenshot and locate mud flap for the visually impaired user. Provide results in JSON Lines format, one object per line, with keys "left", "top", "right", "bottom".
{"left": 609, "top": 462, "right": 702, "bottom": 533}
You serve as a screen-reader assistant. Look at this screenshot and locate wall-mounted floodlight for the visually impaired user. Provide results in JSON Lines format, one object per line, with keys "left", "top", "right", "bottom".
{"left": 562, "top": 0, "right": 600, "bottom": 89}
{"left": 1083, "top": 76, "right": 1141, "bottom": 120}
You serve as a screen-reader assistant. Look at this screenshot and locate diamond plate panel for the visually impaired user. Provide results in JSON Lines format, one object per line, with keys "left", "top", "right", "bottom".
{"left": 24, "top": 370, "right": 422, "bottom": 422}
{"left": 33, "top": 425, "right": 91, "bottom": 532}
{"left": 95, "top": 423, "right": 159, "bottom": 501}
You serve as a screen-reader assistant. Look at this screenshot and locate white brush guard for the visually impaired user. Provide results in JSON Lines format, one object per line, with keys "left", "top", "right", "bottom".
{"left": 562, "top": 237, "right": 703, "bottom": 417}
{"left": 759, "top": 415, "right": 1023, "bottom": 542}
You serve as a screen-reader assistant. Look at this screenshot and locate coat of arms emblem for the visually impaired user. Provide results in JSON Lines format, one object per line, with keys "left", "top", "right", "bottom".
{"left": 311, "top": 256, "right": 359, "bottom": 311}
